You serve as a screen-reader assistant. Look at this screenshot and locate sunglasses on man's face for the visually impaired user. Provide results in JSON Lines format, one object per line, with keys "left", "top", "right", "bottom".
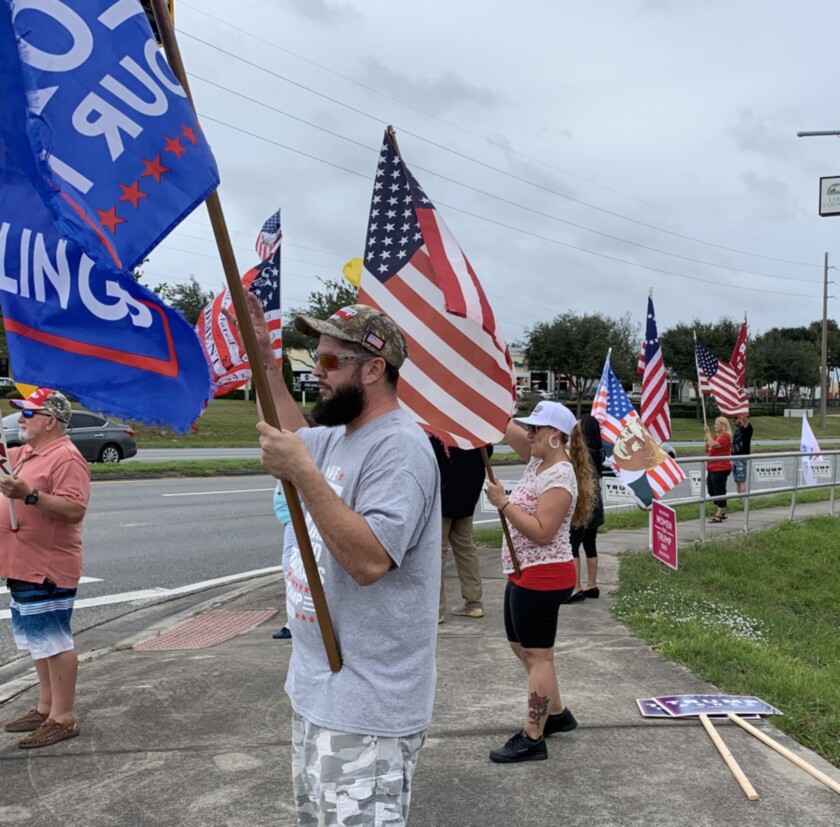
{"left": 20, "top": 409, "right": 53, "bottom": 419}
{"left": 316, "top": 352, "right": 374, "bottom": 372}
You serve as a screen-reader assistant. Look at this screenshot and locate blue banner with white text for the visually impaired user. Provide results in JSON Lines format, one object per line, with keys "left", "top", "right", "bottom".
{"left": 0, "top": 0, "right": 217, "bottom": 430}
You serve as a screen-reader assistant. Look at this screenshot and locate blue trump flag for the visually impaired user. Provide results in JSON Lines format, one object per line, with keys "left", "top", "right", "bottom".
{"left": 0, "top": 1, "right": 219, "bottom": 430}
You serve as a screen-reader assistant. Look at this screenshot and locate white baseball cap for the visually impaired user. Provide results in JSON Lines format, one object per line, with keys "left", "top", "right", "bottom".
{"left": 514, "top": 401, "right": 577, "bottom": 436}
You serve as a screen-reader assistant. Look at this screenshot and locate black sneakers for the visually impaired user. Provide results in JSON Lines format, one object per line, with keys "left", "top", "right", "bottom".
{"left": 543, "top": 707, "right": 577, "bottom": 737}
{"left": 489, "top": 730, "right": 547, "bottom": 763}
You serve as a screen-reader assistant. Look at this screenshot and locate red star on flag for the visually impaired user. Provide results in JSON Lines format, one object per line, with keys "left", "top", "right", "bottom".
{"left": 96, "top": 206, "right": 126, "bottom": 235}
{"left": 118, "top": 181, "right": 148, "bottom": 209}
{"left": 181, "top": 124, "right": 199, "bottom": 146}
{"left": 141, "top": 155, "right": 170, "bottom": 183}
{"left": 163, "top": 136, "right": 187, "bottom": 159}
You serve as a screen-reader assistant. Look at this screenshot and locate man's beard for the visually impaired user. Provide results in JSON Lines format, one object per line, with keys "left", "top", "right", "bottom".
{"left": 312, "top": 373, "right": 365, "bottom": 426}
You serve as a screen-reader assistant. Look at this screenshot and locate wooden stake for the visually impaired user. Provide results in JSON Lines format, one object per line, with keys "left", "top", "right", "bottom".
{"left": 699, "top": 714, "right": 759, "bottom": 800}
{"left": 727, "top": 714, "right": 840, "bottom": 796}
{"left": 149, "top": 0, "right": 341, "bottom": 671}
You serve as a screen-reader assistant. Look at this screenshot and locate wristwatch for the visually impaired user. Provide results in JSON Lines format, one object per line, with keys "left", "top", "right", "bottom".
{"left": 24, "top": 489, "right": 39, "bottom": 506}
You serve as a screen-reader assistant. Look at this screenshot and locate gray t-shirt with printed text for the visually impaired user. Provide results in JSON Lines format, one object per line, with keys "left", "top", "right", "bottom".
{"left": 284, "top": 409, "right": 441, "bottom": 737}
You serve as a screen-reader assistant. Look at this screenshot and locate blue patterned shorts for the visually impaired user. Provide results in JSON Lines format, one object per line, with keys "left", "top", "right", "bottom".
{"left": 7, "top": 579, "right": 76, "bottom": 660}
{"left": 732, "top": 459, "right": 747, "bottom": 484}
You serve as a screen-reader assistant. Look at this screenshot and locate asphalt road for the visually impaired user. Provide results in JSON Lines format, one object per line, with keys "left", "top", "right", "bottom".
{"left": 0, "top": 475, "right": 283, "bottom": 666}
{"left": 1, "top": 451, "right": 828, "bottom": 666}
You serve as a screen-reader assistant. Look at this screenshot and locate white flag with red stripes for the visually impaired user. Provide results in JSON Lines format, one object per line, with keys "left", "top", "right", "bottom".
{"left": 593, "top": 352, "right": 684, "bottom": 505}
{"left": 195, "top": 247, "right": 282, "bottom": 396}
{"left": 358, "top": 129, "right": 515, "bottom": 448}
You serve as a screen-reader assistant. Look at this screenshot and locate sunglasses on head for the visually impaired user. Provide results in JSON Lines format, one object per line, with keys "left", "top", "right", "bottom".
{"left": 316, "top": 352, "right": 374, "bottom": 372}
{"left": 20, "top": 409, "right": 52, "bottom": 419}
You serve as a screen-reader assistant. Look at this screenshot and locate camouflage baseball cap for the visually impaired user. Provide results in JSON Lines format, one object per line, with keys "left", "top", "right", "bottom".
{"left": 11, "top": 387, "right": 72, "bottom": 423}
{"left": 294, "top": 305, "right": 408, "bottom": 369}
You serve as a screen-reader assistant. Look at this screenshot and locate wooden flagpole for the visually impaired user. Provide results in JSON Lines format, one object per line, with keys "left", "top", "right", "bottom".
{"left": 150, "top": 0, "right": 341, "bottom": 672}
{"left": 699, "top": 714, "right": 759, "bottom": 800}
{"left": 727, "top": 714, "right": 840, "bottom": 796}
{"left": 693, "top": 331, "right": 708, "bottom": 429}
{"left": 480, "top": 448, "right": 521, "bottom": 578}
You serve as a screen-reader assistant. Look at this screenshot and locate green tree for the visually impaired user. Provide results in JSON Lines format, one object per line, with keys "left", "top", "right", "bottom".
{"left": 152, "top": 276, "right": 215, "bottom": 326}
{"left": 752, "top": 329, "right": 820, "bottom": 412}
{"left": 525, "top": 312, "right": 639, "bottom": 415}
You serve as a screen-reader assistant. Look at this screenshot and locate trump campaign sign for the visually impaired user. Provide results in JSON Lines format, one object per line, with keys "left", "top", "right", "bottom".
{"left": 0, "top": 1, "right": 219, "bottom": 430}
{"left": 650, "top": 500, "right": 678, "bottom": 570}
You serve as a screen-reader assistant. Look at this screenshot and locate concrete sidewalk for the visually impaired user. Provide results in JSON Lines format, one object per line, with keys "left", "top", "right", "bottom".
{"left": 1, "top": 505, "right": 839, "bottom": 826}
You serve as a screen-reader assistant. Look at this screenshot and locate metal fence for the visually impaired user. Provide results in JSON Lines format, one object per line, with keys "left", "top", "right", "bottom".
{"left": 641, "top": 449, "right": 840, "bottom": 541}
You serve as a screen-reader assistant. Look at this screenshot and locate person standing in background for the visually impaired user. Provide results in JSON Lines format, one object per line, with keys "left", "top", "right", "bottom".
{"left": 566, "top": 414, "right": 605, "bottom": 603}
{"left": 430, "top": 439, "right": 491, "bottom": 624}
{"left": 731, "top": 413, "right": 752, "bottom": 495}
{"left": 704, "top": 417, "right": 732, "bottom": 523}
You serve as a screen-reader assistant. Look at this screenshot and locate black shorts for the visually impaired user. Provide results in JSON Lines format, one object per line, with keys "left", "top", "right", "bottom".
{"left": 503, "top": 580, "right": 573, "bottom": 649}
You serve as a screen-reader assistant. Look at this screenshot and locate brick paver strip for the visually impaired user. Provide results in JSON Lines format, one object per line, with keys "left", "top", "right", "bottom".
{"left": 134, "top": 609, "right": 278, "bottom": 651}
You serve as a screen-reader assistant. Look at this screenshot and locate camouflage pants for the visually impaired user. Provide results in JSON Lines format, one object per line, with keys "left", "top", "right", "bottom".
{"left": 291, "top": 712, "right": 426, "bottom": 826}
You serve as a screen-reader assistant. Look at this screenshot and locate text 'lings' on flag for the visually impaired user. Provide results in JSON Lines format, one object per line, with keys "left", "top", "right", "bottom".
{"left": 593, "top": 352, "right": 684, "bottom": 506}
{"left": 638, "top": 296, "right": 671, "bottom": 443}
{"left": 255, "top": 208, "right": 282, "bottom": 262}
{"left": 0, "top": 3, "right": 216, "bottom": 431}
{"left": 358, "top": 128, "right": 516, "bottom": 449}
{"left": 196, "top": 247, "right": 282, "bottom": 397}
{"left": 694, "top": 340, "right": 748, "bottom": 416}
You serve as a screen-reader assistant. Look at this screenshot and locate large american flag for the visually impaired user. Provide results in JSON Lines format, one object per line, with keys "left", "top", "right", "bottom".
{"left": 636, "top": 296, "right": 671, "bottom": 442}
{"left": 195, "top": 246, "right": 282, "bottom": 396}
{"left": 358, "top": 129, "right": 516, "bottom": 448}
{"left": 695, "top": 340, "right": 748, "bottom": 416}
{"left": 593, "top": 353, "right": 684, "bottom": 503}
{"left": 255, "top": 208, "right": 282, "bottom": 261}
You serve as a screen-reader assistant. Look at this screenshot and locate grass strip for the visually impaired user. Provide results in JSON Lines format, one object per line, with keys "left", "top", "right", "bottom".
{"left": 612, "top": 517, "right": 840, "bottom": 769}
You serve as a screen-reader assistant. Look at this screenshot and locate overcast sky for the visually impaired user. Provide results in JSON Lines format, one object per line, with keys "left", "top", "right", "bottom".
{"left": 148, "top": 0, "right": 840, "bottom": 348}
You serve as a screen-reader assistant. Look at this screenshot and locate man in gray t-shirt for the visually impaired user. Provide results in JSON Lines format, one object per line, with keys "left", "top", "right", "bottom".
{"left": 245, "top": 296, "right": 440, "bottom": 827}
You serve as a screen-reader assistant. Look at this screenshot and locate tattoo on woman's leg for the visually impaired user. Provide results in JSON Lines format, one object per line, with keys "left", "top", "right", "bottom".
{"left": 527, "top": 691, "right": 549, "bottom": 728}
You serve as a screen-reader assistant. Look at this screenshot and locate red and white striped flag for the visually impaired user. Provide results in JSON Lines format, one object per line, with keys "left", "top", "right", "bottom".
{"left": 695, "top": 340, "right": 748, "bottom": 416}
{"left": 730, "top": 319, "right": 748, "bottom": 387}
{"left": 637, "top": 296, "right": 671, "bottom": 442}
{"left": 358, "top": 129, "right": 515, "bottom": 448}
{"left": 196, "top": 247, "right": 282, "bottom": 396}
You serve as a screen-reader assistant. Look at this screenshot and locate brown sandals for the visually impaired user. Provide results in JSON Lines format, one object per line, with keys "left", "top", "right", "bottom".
{"left": 17, "top": 719, "right": 79, "bottom": 749}
{"left": 4, "top": 708, "right": 48, "bottom": 733}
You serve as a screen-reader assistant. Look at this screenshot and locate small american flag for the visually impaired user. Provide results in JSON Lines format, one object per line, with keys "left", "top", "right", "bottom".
{"left": 196, "top": 246, "right": 283, "bottom": 396}
{"left": 358, "top": 128, "right": 515, "bottom": 448}
{"left": 695, "top": 340, "right": 748, "bottom": 416}
{"left": 593, "top": 352, "right": 684, "bottom": 503}
{"left": 637, "top": 296, "right": 671, "bottom": 442}
{"left": 255, "top": 208, "right": 282, "bottom": 261}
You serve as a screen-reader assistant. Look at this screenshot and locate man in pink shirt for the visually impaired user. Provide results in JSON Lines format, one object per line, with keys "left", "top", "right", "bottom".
{"left": 0, "top": 388, "right": 90, "bottom": 748}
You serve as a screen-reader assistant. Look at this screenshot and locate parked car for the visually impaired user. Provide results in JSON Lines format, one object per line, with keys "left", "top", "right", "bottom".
{"left": 2, "top": 410, "right": 137, "bottom": 463}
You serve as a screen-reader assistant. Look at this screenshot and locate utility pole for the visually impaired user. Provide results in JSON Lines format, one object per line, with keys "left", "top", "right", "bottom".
{"left": 821, "top": 253, "right": 829, "bottom": 429}
{"left": 795, "top": 129, "right": 839, "bottom": 428}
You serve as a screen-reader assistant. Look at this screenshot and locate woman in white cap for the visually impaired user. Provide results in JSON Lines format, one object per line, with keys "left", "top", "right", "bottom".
{"left": 485, "top": 401, "right": 597, "bottom": 764}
